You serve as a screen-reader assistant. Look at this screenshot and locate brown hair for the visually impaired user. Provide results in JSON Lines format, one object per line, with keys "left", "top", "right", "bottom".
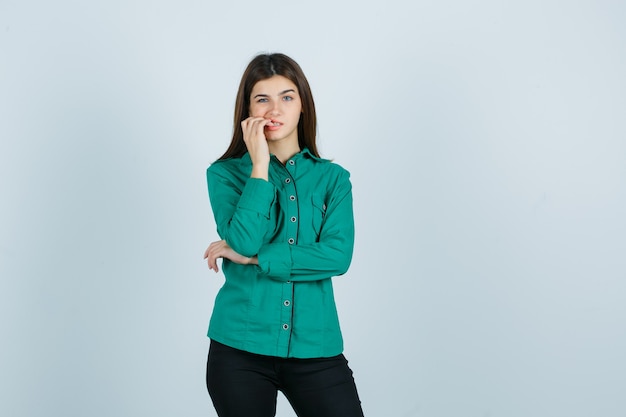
{"left": 217, "top": 53, "right": 319, "bottom": 160}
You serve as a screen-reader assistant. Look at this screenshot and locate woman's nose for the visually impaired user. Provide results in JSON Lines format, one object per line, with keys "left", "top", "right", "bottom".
{"left": 267, "top": 101, "right": 281, "bottom": 116}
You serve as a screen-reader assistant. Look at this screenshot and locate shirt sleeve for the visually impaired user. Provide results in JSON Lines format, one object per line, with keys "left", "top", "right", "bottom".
{"left": 207, "top": 163, "right": 276, "bottom": 257}
{"left": 256, "top": 168, "right": 355, "bottom": 282}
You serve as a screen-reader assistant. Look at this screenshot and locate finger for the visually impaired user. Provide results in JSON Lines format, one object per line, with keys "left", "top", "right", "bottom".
{"left": 207, "top": 255, "right": 217, "bottom": 271}
{"left": 242, "top": 121, "right": 264, "bottom": 145}
{"left": 242, "top": 116, "right": 264, "bottom": 130}
{"left": 241, "top": 118, "right": 255, "bottom": 135}
{"left": 206, "top": 251, "right": 215, "bottom": 269}
{"left": 209, "top": 255, "right": 220, "bottom": 273}
{"left": 256, "top": 118, "right": 271, "bottom": 135}
{"left": 206, "top": 244, "right": 217, "bottom": 261}
{"left": 245, "top": 120, "right": 266, "bottom": 137}
{"left": 246, "top": 117, "right": 269, "bottom": 128}
{"left": 207, "top": 247, "right": 223, "bottom": 271}
{"left": 206, "top": 240, "right": 227, "bottom": 271}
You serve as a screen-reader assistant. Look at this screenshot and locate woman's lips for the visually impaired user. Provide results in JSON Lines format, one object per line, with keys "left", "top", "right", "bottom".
{"left": 265, "top": 120, "right": 282, "bottom": 131}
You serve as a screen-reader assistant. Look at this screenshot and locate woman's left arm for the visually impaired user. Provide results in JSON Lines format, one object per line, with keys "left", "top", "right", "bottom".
{"left": 255, "top": 169, "right": 355, "bottom": 282}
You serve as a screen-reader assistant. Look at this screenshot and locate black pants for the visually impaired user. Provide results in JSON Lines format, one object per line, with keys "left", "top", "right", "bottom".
{"left": 206, "top": 340, "right": 365, "bottom": 417}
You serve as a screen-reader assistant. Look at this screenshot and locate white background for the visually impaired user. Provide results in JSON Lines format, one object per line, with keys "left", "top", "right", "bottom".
{"left": 1, "top": 1, "right": 625, "bottom": 416}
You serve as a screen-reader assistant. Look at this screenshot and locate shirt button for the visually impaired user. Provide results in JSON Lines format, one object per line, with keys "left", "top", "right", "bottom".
{"left": 285, "top": 178, "right": 291, "bottom": 184}
{"left": 288, "top": 238, "right": 295, "bottom": 244}
{"left": 286, "top": 281, "right": 291, "bottom": 284}
{"left": 288, "top": 160, "right": 295, "bottom": 165}
{"left": 290, "top": 216, "right": 297, "bottom": 222}
{"left": 282, "top": 324, "right": 289, "bottom": 330}
{"left": 284, "top": 300, "right": 291, "bottom": 307}
{"left": 289, "top": 195, "right": 296, "bottom": 201}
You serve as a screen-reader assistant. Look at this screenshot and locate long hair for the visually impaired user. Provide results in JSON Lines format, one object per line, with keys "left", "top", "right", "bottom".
{"left": 217, "top": 53, "right": 319, "bottom": 160}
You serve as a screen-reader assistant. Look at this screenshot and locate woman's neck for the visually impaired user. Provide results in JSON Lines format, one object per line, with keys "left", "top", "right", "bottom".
{"left": 269, "top": 140, "right": 301, "bottom": 164}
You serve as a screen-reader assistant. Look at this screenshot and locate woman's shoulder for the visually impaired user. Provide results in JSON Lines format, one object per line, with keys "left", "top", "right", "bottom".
{"left": 315, "top": 158, "right": 351, "bottom": 179}
{"left": 301, "top": 148, "right": 346, "bottom": 172}
{"left": 207, "top": 154, "right": 249, "bottom": 175}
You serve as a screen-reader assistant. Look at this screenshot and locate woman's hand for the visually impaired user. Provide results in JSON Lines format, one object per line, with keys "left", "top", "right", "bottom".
{"left": 203, "top": 239, "right": 258, "bottom": 273}
{"left": 241, "top": 116, "right": 271, "bottom": 179}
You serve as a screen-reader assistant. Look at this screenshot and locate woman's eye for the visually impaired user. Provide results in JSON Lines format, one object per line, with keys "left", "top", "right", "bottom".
{"left": 257, "top": 98, "right": 268, "bottom": 103}
{"left": 283, "top": 96, "right": 293, "bottom": 101}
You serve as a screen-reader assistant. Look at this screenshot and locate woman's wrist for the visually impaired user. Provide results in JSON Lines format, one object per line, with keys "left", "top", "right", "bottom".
{"left": 250, "top": 163, "right": 269, "bottom": 181}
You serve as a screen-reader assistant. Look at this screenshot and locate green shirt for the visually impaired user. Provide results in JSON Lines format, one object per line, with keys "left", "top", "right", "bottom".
{"left": 206, "top": 148, "right": 355, "bottom": 358}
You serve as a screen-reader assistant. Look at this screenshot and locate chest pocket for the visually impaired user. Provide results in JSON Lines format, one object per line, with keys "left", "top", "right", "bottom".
{"left": 311, "top": 194, "right": 327, "bottom": 239}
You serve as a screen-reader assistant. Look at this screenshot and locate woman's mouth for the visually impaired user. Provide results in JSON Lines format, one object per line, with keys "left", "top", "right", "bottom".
{"left": 265, "top": 120, "right": 283, "bottom": 130}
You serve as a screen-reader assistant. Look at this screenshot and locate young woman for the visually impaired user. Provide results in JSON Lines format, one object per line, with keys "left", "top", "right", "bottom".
{"left": 203, "top": 53, "right": 364, "bottom": 417}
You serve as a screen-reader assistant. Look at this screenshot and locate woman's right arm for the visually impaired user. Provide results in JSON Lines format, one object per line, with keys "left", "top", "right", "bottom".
{"left": 207, "top": 116, "right": 273, "bottom": 257}
{"left": 207, "top": 165, "right": 275, "bottom": 258}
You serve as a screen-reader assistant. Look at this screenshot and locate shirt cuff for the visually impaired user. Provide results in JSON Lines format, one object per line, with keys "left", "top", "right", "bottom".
{"left": 257, "top": 243, "right": 292, "bottom": 281}
{"left": 237, "top": 178, "right": 275, "bottom": 218}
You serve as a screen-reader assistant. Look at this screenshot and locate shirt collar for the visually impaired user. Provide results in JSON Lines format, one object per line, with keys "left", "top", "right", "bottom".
{"left": 239, "top": 148, "right": 325, "bottom": 166}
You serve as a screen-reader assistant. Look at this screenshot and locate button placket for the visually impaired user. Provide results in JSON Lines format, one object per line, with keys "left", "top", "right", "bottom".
{"left": 279, "top": 280, "right": 293, "bottom": 346}
{"left": 270, "top": 158, "right": 299, "bottom": 355}
{"left": 282, "top": 170, "right": 298, "bottom": 247}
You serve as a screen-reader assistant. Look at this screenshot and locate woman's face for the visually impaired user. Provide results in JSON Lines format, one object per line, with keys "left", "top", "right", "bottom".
{"left": 249, "top": 75, "right": 302, "bottom": 146}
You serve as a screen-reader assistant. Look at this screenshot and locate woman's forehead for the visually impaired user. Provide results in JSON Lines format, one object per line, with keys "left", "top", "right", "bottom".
{"left": 251, "top": 75, "right": 298, "bottom": 95}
